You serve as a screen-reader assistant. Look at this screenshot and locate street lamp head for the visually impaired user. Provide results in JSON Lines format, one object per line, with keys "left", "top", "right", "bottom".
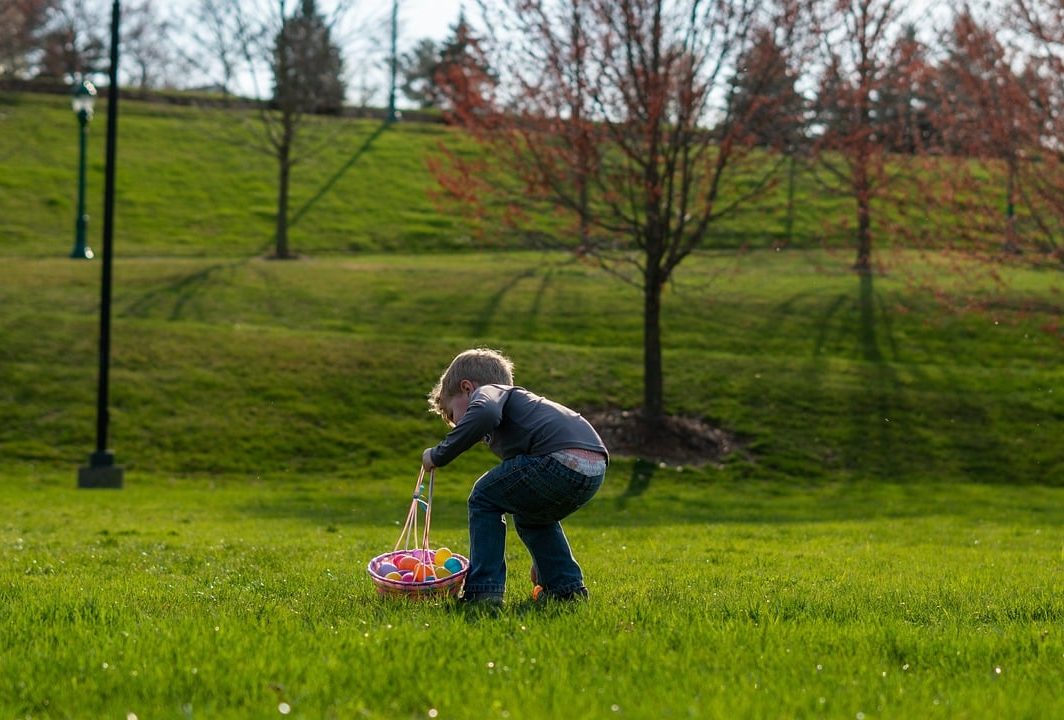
{"left": 72, "top": 79, "right": 97, "bottom": 120}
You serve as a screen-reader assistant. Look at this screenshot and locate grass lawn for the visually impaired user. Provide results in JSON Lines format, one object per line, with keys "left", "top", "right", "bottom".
{"left": 2, "top": 467, "right": 1064, "bottom": 714}
{"left": 2, "top": 88, "right": 1061, "bottom": 717}
{"left": 1, "top": 248, "right": 1061, "bottom": 718}
{"left": 2, "top": 471, "right": 1061, "bottom": 719}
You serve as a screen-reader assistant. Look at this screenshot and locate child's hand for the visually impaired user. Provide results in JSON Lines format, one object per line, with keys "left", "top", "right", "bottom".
{"left": 421, "top": 448, "right": 436, "bottom": 471}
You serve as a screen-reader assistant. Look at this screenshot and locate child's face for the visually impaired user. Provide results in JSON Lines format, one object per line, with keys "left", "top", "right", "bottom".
{"left": 443, "top": 381, "right": 476, "bottom": 426}
{"left": 443, "top": 392, "right": 471, "bottom": 427}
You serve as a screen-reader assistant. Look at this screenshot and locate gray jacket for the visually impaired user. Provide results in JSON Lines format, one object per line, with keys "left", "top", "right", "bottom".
{"left": 429, "top": 385, "right": 608, "bottom": 468}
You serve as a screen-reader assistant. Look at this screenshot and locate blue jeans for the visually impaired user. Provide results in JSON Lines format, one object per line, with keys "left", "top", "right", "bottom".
{"left": 463, "top": 454, "right": 604, "bottom": 598}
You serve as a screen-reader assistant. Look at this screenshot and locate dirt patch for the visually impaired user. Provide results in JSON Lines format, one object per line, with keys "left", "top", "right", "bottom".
{"left": 583, "top": 407, "right": 745, "bottom": 468}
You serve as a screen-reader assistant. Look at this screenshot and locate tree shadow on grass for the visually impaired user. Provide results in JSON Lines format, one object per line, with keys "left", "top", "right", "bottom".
{"left": 615, "top": 458, "right": 657, "bottom": 510}
{"left": 121, "top": 260, "right": 250, "bottom": 321}
{"left": 470, "top": 267, "right": 538, "bottom": 336}
{"left": 230, "top": 470, "right": 1026, "bottom": 532}
{"left": 289, "top": 122, "right": 388, "bottom": 228}
{"left": 800, "top": 271, "right": 1030, "bottom": 484}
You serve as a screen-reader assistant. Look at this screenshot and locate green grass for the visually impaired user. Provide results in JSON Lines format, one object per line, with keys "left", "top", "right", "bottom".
{"left": 1, "top": 90, "right": 1062, "bottom": 718}
{"left": 1, "top": 250, "right": 1060, "bottom": 483}
{"left": 2, "top": 472, "right": 1061, "bottom": 719}
{"left": 0, "top": 92, "right": 487, "bottom": 257}
{"left": 0, "top": 249, "right": 1060, "bottom": 716}
{"left": 0, "top": 91, "right": 913, "bottom": 258}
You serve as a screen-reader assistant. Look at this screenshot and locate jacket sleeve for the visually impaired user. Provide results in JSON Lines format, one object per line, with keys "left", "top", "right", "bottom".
{"left": 429, "top": 387, "right": 507, "bottom": 467}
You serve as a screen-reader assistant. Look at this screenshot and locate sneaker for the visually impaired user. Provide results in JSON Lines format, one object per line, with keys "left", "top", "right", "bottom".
{"left": 457, "top": 592, "right": 504, "bottom": 609}
{"left": 533, "top": 586, "right": 589, "bottom": 604}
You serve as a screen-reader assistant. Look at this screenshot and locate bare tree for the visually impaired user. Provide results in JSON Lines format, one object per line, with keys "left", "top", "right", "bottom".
{"left": 121, "top": 0, "right": 183, "bottom": 89}
{"left": 0, "top": 0, "right": 58, "bottom": 79}
{"left": 807, "top": 0, "right": 927, "bottom": 273}
{"left": 178, "top": 0, "right": 352, "bottom": 259}
{"left": 930, "top": 7, "right": 1035, "bottom": 255}
{"left": 434, "top": 0, "right": 801, "bottom": 429}
{"left": 34, "top": 0, "right": 106, "bottom": 81}
{"left": 178, "top": 0, "right": 254, "bottom": 96}
{"left": 1008, "top": 0, "right": 1064, "bottom": 259}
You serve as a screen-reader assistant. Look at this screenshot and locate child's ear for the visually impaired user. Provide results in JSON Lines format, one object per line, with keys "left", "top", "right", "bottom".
{"left": 460, "top": 379, "right": 475, "bottom": 394}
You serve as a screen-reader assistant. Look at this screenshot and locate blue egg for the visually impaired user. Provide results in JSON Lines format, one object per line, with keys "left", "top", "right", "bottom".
{"left": 443, "top": 557, "right": 462, "bottom": 573}
{"left": 378, "top": 562, "right": 399, "bottom": 576}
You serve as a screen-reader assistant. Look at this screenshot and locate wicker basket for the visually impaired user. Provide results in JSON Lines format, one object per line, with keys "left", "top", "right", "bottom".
{"left": 366, "top": 467, "right": 468, "bottom": 599}
{"left": 367, "top": 549, "right": 469, "bottom": 598}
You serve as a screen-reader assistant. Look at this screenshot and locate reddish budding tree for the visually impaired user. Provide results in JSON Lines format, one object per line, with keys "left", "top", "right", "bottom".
{"left": 807, "top": 0, "right": 926, "bottom": 274}
{"left": 1009, "top": 0, "right": 1064, "bottom": 261}
{"left": 0, "top": 1, "right": 59, "bottom": 80}
{"left": 931, "top": 8, "right": 1037, "bottom": 257}
{"left": 924, "top": 3, "right": 1062, "bottom": 266}
{"left": 434, "top": 0, "right": 801, "bottom": 430}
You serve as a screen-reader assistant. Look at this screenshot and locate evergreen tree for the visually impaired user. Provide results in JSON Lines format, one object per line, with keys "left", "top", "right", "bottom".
{"left": 727, "top": 27, "right": 806, "bottom": 149}
{"left": 399, "top": 38, "right": 442, "bottom": 109}
{"left": 273, "top": 0, "right": 345, "bottom": 115}
{"left": 873, "top": 24, "right": 937, "bottom": 154}
{"left": 434, "top": 10, "right": 496, "bottom": 113}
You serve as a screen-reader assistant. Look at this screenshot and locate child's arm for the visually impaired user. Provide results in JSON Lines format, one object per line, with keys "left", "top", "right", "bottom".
{"left": 424, "top": 386, "right": 508, "bottom": 469}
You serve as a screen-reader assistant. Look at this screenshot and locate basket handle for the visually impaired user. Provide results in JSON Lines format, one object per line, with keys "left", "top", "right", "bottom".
{"left": 393, "top": 466, "right": 435, "bottom": 553}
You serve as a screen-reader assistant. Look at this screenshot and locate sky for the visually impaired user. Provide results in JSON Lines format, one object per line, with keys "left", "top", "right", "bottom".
{"left": 161, "top": 0, "right": 467, "bottom": 105}
{"left": 345, "top": 0, "right": 466, "bottom": 105}
{"left": 395, "top": 0, "right": 465, "bottom": 43}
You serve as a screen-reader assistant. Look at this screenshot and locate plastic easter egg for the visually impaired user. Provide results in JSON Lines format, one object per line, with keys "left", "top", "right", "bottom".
{"left": 412, "top": 563, "right": 431, "bottom": 582}
{"left": 385, "top": 571, "right": 403, "bottom": 581}
{"left": 434, "top": 547, "right": 453, "bottom": 565}
{"left": 444, "top": 557, "right": 462, "bottom": 574}
{"left": 377, "top": 562, "right": 399, "bottom": 576}
{"left": 397, "top": 555, "right": 420, "bottom": 572}
{"left": 434, "top": 565, "right": 451, "bottom": 579}
{"left": 401, "top": 571, "right": 414, "bottom": 582}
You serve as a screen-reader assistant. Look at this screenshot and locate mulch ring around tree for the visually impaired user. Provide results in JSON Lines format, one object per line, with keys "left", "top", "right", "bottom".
{"left": 582, "top": 408, "right": 747, "bottom": 469}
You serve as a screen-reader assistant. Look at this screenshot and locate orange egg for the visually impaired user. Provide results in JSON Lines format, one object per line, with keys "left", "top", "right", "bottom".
{"left": 396, "top": 555, "right": 419, "bottom": 571}
{"left": 412, "top": 563, "right": 431, "bottom": 581}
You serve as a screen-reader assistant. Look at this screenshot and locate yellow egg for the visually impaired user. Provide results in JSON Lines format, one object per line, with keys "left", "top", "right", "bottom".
{"left": 385, "top": 571, "right": 402, "bottom": 581}
{"left": 434, "top": 547, "right": 453, "bottom": 565}
{"left": 434, "top": 565, "right": 451, "bottom": 578}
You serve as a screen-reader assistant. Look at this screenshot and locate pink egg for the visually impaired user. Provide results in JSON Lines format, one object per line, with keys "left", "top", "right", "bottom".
{"left": 401, "top": 571, "right": 414, "bottom": 582}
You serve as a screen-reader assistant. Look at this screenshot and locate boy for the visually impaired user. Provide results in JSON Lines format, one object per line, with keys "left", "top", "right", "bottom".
{"left": 422, "top": 348, "right": 608, "bottom": 607}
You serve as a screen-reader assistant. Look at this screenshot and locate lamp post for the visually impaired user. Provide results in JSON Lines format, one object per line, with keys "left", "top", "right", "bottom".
{"left": 387, "top": 0, "right": 398, "bottom": 122}
{"left": 71, "top": 79, "right": 96, "bottom": 259}
{"left": 78, "top": 0, "right": 124, "bottom": 489}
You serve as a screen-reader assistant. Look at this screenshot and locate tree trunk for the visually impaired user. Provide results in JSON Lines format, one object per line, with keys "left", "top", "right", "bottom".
{"left": 274, "top": 130, "right": 292, "bottom": 259}
{"left": 854, "top": 158, "right": 872, "bottom": 273}
{"left": 642, "top": 261, "right": 664, "bottom": 428}
{"left": 855, "top": 192, "right": 871, "bottom": 273}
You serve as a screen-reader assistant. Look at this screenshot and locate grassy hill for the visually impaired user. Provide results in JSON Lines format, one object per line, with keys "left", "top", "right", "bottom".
{"left": 0, "top": 90, "right": 856, "bottom": 257}
{"left": 1, "top": 91, "right": 485, "bottom": 256}
{"left": 1, "top": 250, "right": 1060, "bottom": 486}
{"left": 1, "top": 89, "right": 1061, "bottom": 487}
{"left": 1, "top": 92, "right": 1062, "bottom": 720}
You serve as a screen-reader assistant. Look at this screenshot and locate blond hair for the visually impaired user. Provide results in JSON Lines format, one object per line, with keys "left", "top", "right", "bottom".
{"left": 428, "top": 348, "right": 515, "bottom": 420}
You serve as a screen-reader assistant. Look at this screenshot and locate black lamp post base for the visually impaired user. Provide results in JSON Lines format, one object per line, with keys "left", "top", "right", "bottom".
{"left": 78, "top": 451, "right": 124, "bottom": 488}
